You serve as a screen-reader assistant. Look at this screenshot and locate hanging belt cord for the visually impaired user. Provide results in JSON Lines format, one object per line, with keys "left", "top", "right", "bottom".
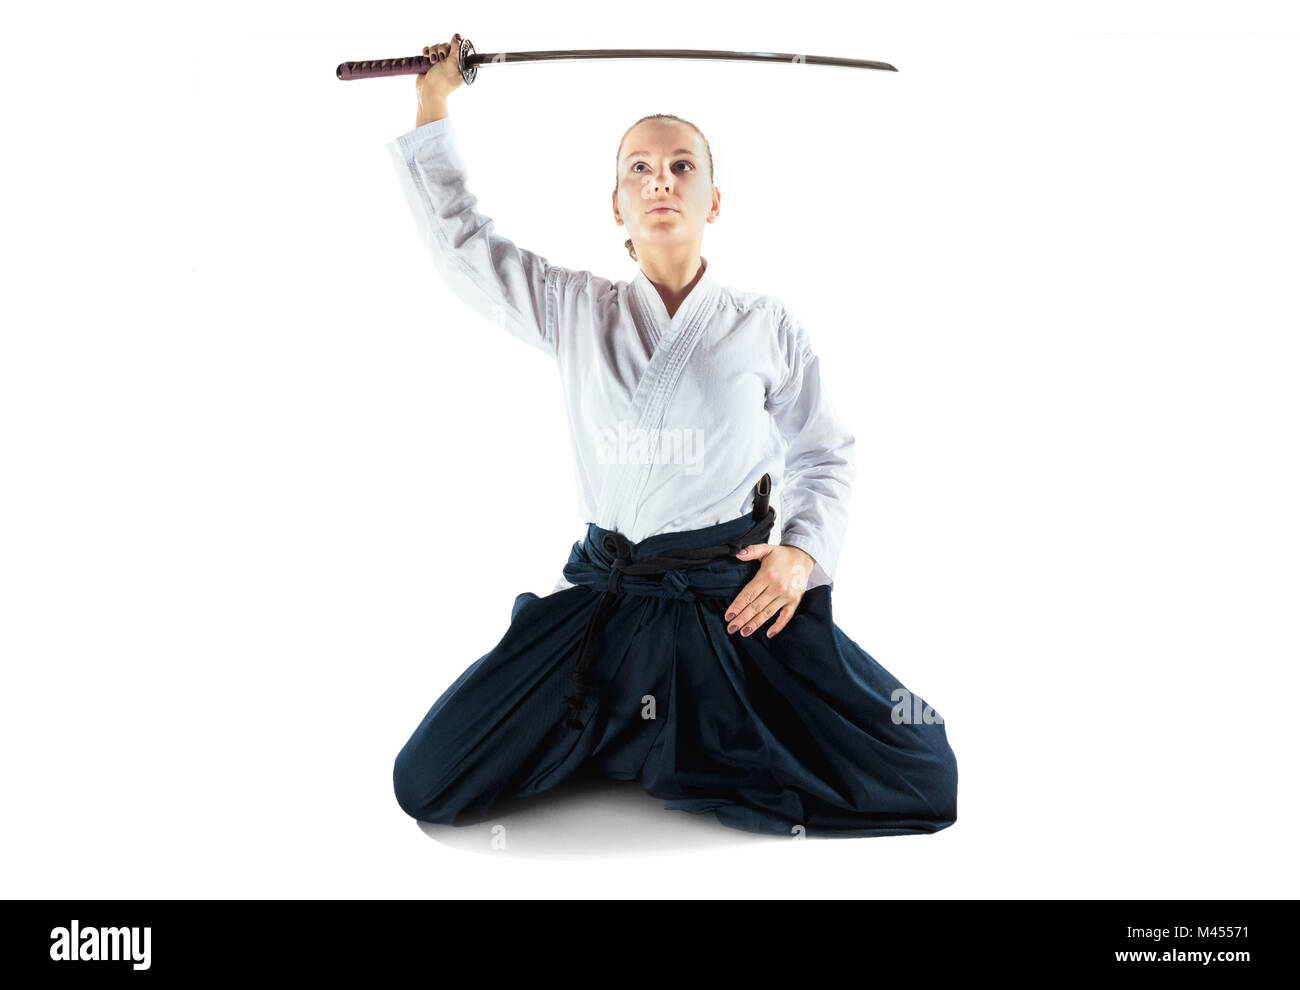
{"left": 561, "top": 473, "right": 773, "bottom": 730}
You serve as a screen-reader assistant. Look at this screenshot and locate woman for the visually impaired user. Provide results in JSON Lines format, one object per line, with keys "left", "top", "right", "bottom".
{"left": 387, "top": 33, "right": 958, "bottom": 837}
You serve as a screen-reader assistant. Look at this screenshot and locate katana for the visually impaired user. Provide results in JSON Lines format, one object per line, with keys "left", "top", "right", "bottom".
{"left": 336, "top": 37, "right": 897, "bottom": 83}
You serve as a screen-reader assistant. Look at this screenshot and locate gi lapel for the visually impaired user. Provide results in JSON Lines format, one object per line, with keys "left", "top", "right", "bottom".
{"left": 599, "top": 260, "right": 720, "bottom": 532}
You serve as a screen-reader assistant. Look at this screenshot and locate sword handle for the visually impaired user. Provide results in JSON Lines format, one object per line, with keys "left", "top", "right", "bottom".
{"left": 336, "top": 55, "right": 432, "bottom": 80}
{"left": 336, "top": 37, "right": 480, "bottom": 84}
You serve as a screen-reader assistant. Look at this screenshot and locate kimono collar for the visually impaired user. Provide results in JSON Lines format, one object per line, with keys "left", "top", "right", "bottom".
{"left": 632, "top": 258, "right": 719, "bottom": 339}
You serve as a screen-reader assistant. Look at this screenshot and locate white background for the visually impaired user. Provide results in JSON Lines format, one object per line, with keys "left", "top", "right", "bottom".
{"left": 3, "top": 0, "right": 1297, "bottom": 897}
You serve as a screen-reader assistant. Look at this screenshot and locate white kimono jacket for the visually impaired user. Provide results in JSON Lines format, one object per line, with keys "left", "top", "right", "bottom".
{"left": 388, "top": 118, "right": 856, "bottom": 593}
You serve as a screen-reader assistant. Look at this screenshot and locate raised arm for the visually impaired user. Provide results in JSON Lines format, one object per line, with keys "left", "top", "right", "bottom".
{"left": 386, "top": 34, "right": 567, "bottom": 357}
{"left": 766, "top": 304, "right": 858, "bottom": 590}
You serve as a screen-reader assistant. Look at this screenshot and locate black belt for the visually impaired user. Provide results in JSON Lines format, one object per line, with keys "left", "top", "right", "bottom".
{"left": 561, "top": 473, "right": 775, "bottom": 730}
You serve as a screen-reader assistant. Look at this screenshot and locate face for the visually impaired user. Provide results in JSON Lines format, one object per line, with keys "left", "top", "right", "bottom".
{"left": 613, "top": 120, "right": 720, "bottom": 261}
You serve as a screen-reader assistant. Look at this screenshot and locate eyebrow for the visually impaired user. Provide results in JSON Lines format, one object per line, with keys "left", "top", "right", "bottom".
{"left": 622, "top": 149, "right": 697, "bottom": 161}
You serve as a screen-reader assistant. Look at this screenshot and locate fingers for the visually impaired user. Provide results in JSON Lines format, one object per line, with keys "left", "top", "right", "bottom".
{"left": 724, "top": 585, "right": 757, "bottom": 631}
{"left": 741, "top": 591, "right": 784, "bottom": 637}
{"left": 422, "top": 33, "right": 462, "bottom": 61}
{"left": 727, "top": 585, "right": 782, "bottom": 637}
{"left": 765, "top": 603, "right": 796, "bottom": 638}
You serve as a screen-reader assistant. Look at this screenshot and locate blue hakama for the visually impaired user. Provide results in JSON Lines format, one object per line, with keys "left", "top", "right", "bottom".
{"left": 393, "top": 478, "right": 958, "bottom": 838}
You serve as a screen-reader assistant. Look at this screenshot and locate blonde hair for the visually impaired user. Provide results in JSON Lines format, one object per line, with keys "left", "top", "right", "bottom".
{"left": 614, "top": 114, "right": 715, "bottom": 262}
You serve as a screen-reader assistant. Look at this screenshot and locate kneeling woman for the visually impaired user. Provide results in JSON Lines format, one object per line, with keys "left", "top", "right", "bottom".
{"left": 385, "top": 34, "right": 958, "bottom": 838}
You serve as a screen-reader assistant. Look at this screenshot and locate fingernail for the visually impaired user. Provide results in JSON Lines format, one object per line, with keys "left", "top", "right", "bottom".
{"left": 741, "top": 626, "right": 752, "bottom": 636}
{"left": 725, "top": 612, "right": 734, "bottom": 620}
{"left": 727, "top": 623, "right": 737, "bottom": 633}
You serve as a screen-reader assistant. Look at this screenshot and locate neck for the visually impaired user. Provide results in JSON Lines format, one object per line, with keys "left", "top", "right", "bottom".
{"left": 639, "top": 254, "right": 708, "bottom": 318}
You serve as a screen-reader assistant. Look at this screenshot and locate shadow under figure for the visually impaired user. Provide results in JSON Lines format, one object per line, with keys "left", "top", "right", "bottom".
{"left": 393, "top": 475, "right": 958, "bottom": 839}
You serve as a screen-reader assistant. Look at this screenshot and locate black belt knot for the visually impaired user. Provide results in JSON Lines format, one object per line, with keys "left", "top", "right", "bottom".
{"left": 601, "top": 532, "right": 632, "bottom": 594}
{"left": 561, "top": 473, "right": 773, "bottom": 730}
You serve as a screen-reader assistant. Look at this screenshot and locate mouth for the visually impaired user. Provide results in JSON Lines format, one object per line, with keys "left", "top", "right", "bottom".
{"left": 647, "top": 207, "right": 679, "bottom": 215}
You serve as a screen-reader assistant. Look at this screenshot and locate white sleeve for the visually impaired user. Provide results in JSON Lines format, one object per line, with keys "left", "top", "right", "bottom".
{"left": 387, "top": 117, "right": 567, "bottom": 357}
{"left": 766, "top": 305, "right": 857, "bottom": 590}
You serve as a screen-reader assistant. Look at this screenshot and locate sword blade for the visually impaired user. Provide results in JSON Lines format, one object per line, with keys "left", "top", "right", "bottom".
{"left": 336, "top": 41, "right": 896, "bottom": 81}
{"left": 469, "top": 48, "right": 897, "bottom": 72}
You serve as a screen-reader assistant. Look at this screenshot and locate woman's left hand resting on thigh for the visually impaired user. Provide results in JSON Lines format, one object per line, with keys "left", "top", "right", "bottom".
{"left": 724, "top": 544, "right": 815, "bottom": 638}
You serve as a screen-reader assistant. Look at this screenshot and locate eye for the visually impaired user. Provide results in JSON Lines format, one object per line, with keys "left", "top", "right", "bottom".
{"left": 631, "top": 161, "right": 695, "bottom": 172}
